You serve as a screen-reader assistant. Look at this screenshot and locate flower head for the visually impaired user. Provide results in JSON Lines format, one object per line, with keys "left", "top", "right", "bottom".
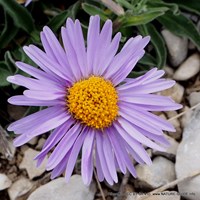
{"left": 7, "top": 15, "right": 182, "bottom": 185}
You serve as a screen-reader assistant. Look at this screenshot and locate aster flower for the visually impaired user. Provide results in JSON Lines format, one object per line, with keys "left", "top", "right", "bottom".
{"left": 7, "top": 15, "right": 182, "bottom": 185}
{"left": 25, "top": 0, "right": 32, "bottom": 6}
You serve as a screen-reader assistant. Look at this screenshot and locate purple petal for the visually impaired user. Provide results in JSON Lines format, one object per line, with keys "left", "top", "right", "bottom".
{"left": 96, "top": 132, "right": 114, "bottom": 185}
{"left": 119, "top": 102, "right": 175, "bottom": 132}
{"left": 113, "top": 122, "right": 152, "bottom": 165}
{"left": 23, "top": 90, "right": 65, "bottom": 101}
{"left": 65, "top": 128, "right": 87, "bottom": 182}
{"left": 117, "top": 118, "right": 165, "bottom": 151}
{"left": 8, "top": 95, "right": 63, "bottom": 107}
{"left": 87, "top": 15, "right": 100, "bottom": 74}
{"left": 47, "top": 123, "right": 82, "bottom": 170}
{"left": 102, "top": 133, "right": 118, "bottom": 182}
{"left": 81, "top": 129, "right": 95, "bottom": 185}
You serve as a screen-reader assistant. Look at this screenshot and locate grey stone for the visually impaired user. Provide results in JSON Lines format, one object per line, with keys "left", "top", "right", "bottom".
{"left": 153, "top": 135, "right": 179, "bottom": 159}
{"left": 8, "top": 177, "right": 33, "bottom": 200}
{"left": 0, "top": 174, "right": 12, "bottom": 190}
{"left": 135, "top": 156, "right": 175, "bottom": 189}
{"left": 173, "top": 53, "right": 200, "bottom": 81}
{"left": 188, "top": 92, "right": 200, "bottom": 107}
{"left": 176, "top": 108, "right": 200, "bottom": 200}
{"left": 36, "top": 138, "right": 46, "bottom": 150}
{"left": 19, "top": 148, "right": 47, "bottom": 179}
{"left": 160, "top": 83, "right": 184, "bottom": 104}
{"left": 161, "top": 30, "right": 188, "bottom": 67}
{"left": 27, "top": 175, "right": 96, "bottom": 200}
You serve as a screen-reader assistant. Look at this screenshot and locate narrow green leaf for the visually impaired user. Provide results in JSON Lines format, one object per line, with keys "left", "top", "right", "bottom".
{"left": 119, "top": 11, "right": 165, "bottom": 27}
{"left": 138, "top": 23, "right": 167, "bottom": 68}
{"left": 0, "top": 12, "right": 19, "bottom": 49}
{"left": 0, "top": 0, "right": 35, "bottom": 33}
{"left": 0, "top": 62, "right": 11, "bottom": 87}
{"left": 147, "top": 1, "right": 179, "bottom": 15}
{"left": 48, "top": 2, "right": 80, "bottom": 32}
{"left": 169, "top": 0, "right": 200, "bottom": 15}
{"left": 158, "top": 11, "right": 200, "bottom": 48}
{"left": 138, "top": 53, "right": 157, "bottom": 66}
{"left": 82, "top": 3, "right": 109, "bottom": 21}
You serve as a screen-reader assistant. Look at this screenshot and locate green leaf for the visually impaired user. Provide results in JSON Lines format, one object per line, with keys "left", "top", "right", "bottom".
{"left": 82, "top": 3, "right": 109, "bottom": 21}
{"left": 158, "top": 11, "right": 200, "bottom": 48}
{"left": 0, "top": 62, "right": 11, "bottom": 87}
{"left": 0, "top": 0, "right": 35, "bottom": 33}
{"left": 138, "top": 23, "right": 167, "bottom": 68}
{"left": 147, "top": 1, "right": 179, "bottom": 15}
{"left": 48, "top": 2, "right": 80, "bottom": 32}
{"left": 0, "top": 12, "right": 19, "bottom": 49}
{"left": 138, "top": 53, "right": 157, "bottom": 66}
{"left": 119, "top": 10, "right": 165, "bottom": 27}
{"left": 169, "top": 0, "right": 200, "bottom": 15}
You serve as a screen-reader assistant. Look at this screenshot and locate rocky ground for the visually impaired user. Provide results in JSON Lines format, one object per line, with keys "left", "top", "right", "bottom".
{"left": 0, "top": 29, "right": 200, "bottom": 200}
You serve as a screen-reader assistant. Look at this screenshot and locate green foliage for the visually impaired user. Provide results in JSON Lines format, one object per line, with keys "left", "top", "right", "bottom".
{"left": 0, "top": 0, "right": 199, "bottom": 92}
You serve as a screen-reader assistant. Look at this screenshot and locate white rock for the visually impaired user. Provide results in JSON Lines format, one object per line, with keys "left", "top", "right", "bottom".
{"left": 188, "top": 92, "right": 200, "bottom": 107}
{"left": 36, "top": 138, "right": 46, "bottom": 150}
{"left": 0, "top": 174, "right": 12, "bottom": 190}
{"left": 173, "top": 53, "right": 200, "bottom": 81}
{"left": 180, "top": 106, "right": 192, "bottom": 128}
{"left": 161, "top": 30, "right": 188, "bottom": 67}
{"left": 153, "top": 135, "right": 179, "bottom": 159}
{"left": 160, "top": 83, "right": 184, "bottom": 103}
{"left": 176, "top": 108, "right": 200, "bottom": 200}
{"left": 8, "top": 177, "right": 33, "bottom": 200}
{"left": 19, "top": 148, "right": 47, "bottom": 179}
{"left": 27, "top": 175, "right": 96, "bottom": 200}
{"left": 28, "top": 137, "right": 38, "bottom": 146}
{"left": 135, "top": 157, "right": 175, "bottom": 189}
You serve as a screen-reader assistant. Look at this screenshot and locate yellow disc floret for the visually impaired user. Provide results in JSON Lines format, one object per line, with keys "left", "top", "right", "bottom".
{"left": 67, "top": 76, "right": 118, "bottom": 129}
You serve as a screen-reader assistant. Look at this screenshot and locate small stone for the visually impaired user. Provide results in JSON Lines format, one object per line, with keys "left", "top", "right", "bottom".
{"left": 161, "top": 30, "right": 188, "bottom": 67}
{"left": 0, "top": 174, "right": 12, "bottom": 190}
{"left": 166, "top": 111, "right": 182, "bottom": 140}
{"left": 160, "top": 83, "right": 184, "bottom": 103}
{"left": 188, "top": 92, "right": 200, "bottom": 107}
{"left": 36, "top": 138, "right": 46, "bottom": 150}
{"left": 180, "top": 106, "right": 192, "bottom": 128}
{"left": 176, "top": 108, "right": 200, "bottom": 200}
{"left": 8, "top": 177, "right": 33, "bottom": 200}
{"left": 173, "top": 53, "right": 200, "bottom": 81}
{"left": 27, "top": 175, "right": 96, "bottom": 200}
{"left": 153, "top": 135, "right": 179, "bottom": 160}
{"left": 164, "top": 65, "right": 174, "bottom": 77}
{"left": 135, "top": 157, "right": 175, "bottom": 189}
{"left": 19, "top": 148, "right": 47, "bottom": 179}
{"left": 28, "top": 137, "right": 38, "bottom": 146}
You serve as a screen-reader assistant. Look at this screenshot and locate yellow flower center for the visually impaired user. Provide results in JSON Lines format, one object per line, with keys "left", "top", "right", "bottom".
{"left": 67, "top": 76, "right": 118, "bottom": 129}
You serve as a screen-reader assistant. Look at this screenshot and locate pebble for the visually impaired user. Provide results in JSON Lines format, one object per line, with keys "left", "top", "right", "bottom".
{"left": 180, "top": 106, "right": 192, "bottom": 128}
{"left": 36, "top": 138, "right": 46, "bottom": 150}
{"left": 19, "top": 148, "right": 47, "bottom": 179}
{"left": 27, "top": 175, "right": 96, "bottom": 200}
{"left": 8, "top": 177, "right": 33, "bottom": 200}
{"left": 166, "top": 111, "right": 182, "bottom": 140}
{"left": 160, "top": 82, "right": 184, "bottom": 103}
{"left": 135, "top": 156, "right": 175, "bottom": 189}
{"left": 161, "top": 29, "right": 188, "bottom": 67}
{"left": 0, "top": 174, "right": 12, "bottom": 190}
{"left": 28, "top": 137, "right": 38, "bottom": 146}
{"left": 176, "top": 108, "right": 200, "bottom": 200}
{"left": 153, "top": 135, "right": 179, "bottom": 160}
{"left": 188, "top": 92, "right": 200, "bottom": 107}
{"left": 173, "top": 53, "right": 200, "bottom": 81}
